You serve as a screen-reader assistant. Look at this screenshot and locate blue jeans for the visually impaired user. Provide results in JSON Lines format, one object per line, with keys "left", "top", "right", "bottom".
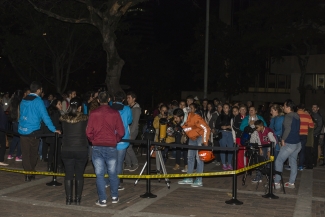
{"left": 9, "top": 122, "right": 21, "bottom": 157}
{"left": 219, "top": 131, "right": 234, "bottom": 165}
{"left": 92, "top": 146, "right": 119, "bottom": 200}
{"left": 187, "top": 137, "right": 204, "bottom": 182}
{"left": 105, "top": 148, "right": 127, "bottom": 186}
{"left": 274, "top": 142, "right": 301, "bottom": 184}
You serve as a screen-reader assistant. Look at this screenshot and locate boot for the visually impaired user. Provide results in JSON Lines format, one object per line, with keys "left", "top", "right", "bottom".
{"left": 64, "top": 180, "right": 73, "bottom": 205}
{"left": 173, "top": 164, "right": 180, "bottom": 170}
{"left": 47, "top": 163, "right": 53, "bottom": 172}
{"left": 74, "top": 180, "right": 84, "bottom": 205}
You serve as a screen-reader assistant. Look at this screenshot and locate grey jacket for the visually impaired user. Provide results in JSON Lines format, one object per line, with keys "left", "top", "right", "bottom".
{"left": 311, "top": 112, "right": 323, "bottom": 136}
{"left": 130, "top": 102, "right": 141, "bottom": 139}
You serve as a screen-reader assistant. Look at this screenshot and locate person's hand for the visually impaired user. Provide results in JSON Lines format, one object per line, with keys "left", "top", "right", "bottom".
{"left": 259, "top": 148, "right": 263, "bottom": 156}
{"left": 211, "top": 129, "right": 215, "bottom": 134}
{"left": 221, "top": 126, "right": 226, "bottom": 130}
{"left": 55, "top": 130, "right": 61, "bottom": 134}
{"left": 281, "top": 140, "right": 285, "bottom": 146}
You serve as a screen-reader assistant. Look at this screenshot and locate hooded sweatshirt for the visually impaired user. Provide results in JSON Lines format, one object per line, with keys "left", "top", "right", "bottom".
{"left": 111, "top": 102, "right": 133, "bottom": 150}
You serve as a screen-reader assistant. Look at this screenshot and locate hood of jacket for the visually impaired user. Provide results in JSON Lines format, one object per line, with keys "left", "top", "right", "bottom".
{"left": 60, "top": 112, "right": 88, "bottom": 124}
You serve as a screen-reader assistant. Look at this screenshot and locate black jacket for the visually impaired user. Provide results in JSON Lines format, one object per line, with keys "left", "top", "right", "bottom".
{"left": 215, "top": 113, "right": 232, "bottom": 132}
{"left": 60, "top": 112, "right": 88, "bottom": 152}
{"left": 232, "top": 115, "right": 244, "bottom": 138}
{"left": 46, "top": 110, "right": 62, "bottom": 144}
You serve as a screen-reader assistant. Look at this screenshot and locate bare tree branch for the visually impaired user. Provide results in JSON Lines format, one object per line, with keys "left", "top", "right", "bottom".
{"left": 27, "top": 0, "right": 91, "bottom": 24}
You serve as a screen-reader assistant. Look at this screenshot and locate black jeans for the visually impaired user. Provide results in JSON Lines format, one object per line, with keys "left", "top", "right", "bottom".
{"left": 61, "top": 151, "right": 88, "bottom": 180}
{"left": 176, "top": 148, "right": 188, "bottom": 165}
{"left": 298, "top": 135, "right": 307, "bottom": 167}
{"left": 21, "top": 136, "right": 39, "bottom": 172}
{"left": 313, "top": 135, "right": 319, "bottom": 166}
{"left": 305, "top": 147, "right": 313, "bottom": 168}
{"left": 0, "top": 132, "right": 6, "bottom": 162}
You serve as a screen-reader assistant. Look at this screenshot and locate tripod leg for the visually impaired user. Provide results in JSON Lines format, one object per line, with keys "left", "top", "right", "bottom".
{"left": 134, "top": 149, "right": 155, "bottom": 186}
{"left": 242, "top": 155, "right": 253, "bottom": 186}
{"left": 157, "top": 151, "right": 170, "bottom": 188}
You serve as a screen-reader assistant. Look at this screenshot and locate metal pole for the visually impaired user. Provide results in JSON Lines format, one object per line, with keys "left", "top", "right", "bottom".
{"left": 46, "top": 133, "right": 62, "bottom": 186}
{"left": 262, "top": 143, "right": 279, "bottom": 199}
{"left": 203, "top": 0, "right": 210, "bottom": 99}
{"left": 225, "top": 145, "right": 243, "bottom": 205}
{"left": 140, "top": 139, "right": 157, "bottom": 198}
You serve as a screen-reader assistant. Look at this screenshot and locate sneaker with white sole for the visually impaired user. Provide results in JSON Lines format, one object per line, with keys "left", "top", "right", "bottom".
{"left": 274, "top": 182, "right": 281, "bottom": 190}
{"left": 0, "top": 162, "right": 9, "bottom": 166}
{"left": 129, "top": 164, "right": 138, "bottom": 172}
{"left": 15, "top": 156, "right": 22, "bottom": 162}
{"left": 284, "top": 182, "right": 295, "bottom": 189}
{"left": 7, "top": 155, "right": 13, "bottom": 160}
{"left": 251, "top": 177, "right": 262, "bottom": 183}
{"left": 112, "top": 197, "right": 119, "bottom": 203}
{"left": 95, "top": 199, "right": 107, "bottom": 207}
{"left": 191, "top": 179, "right": 203, "bottom": 187}
{"left": 118, "top": 186, "right": 125, "bottom": 191}
{"left": 178, "top": 178, "right": 193, "bottom": 185}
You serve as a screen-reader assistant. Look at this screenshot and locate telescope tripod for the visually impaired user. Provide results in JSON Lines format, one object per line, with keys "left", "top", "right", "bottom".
{"left": 134, "top": 145, "right": 170, "bottom": 189}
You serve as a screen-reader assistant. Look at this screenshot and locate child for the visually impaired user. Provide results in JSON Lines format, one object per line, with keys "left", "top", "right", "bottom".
{"left": 251, "top": 120, "right": 277, "bottom": 183}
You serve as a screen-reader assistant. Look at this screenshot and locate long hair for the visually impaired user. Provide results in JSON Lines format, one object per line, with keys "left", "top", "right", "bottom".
{"left": 48, "top": 99, "right": 61, "bottom": 116}
{"left": 10, "top": 90, "right": 24, "bottom": 121}
{"left": 67, "top": 98, "right": 82, "bottom": 117}
{"left": 271, "top": 104, "right": 284, "bottom": 116}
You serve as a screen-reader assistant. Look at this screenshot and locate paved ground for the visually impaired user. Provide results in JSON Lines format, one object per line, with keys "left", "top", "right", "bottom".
{"left": 0, "top": 147, "right": 324, "bottom": 217}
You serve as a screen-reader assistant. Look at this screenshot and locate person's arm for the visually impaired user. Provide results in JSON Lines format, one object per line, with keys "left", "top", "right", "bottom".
{"left": 197, "top": 117, "right": 211, "bottom": 146}
{"left": 127, "top": 107, "right": 133, "bottom": 125}
{"left": 240, "top": 117, "right": 248, "bottom": 131}
{"left": 308, "top": 115, "right": 315, "bottom": 129}
{"left": 215, "top": 116, "right": 222, "bottom": 131}
{"left": 39, "top": 99, "right": 56, "bottom": 133}
{"left": 86, "top": 113, "right": 95, "bottom": 142}
{"left": 281, "top": 115, "right": 292, "bottom": 145}
{"left": 129, "top": 107, "right": 141, "bottom": 139}
{"left": 153, "top": 116, "right": 160, "bottom": 130}
{"left": 268, "top": 132, "right": 277, "bottom": 144}
{"left": 315, "top": 114, "right": 323, "bottom": 135}
{"left": 231, "top": 118, "right": 236, "bottom": 141}
{"left": 115, "top": 112, "right": 125, "bottom": 142}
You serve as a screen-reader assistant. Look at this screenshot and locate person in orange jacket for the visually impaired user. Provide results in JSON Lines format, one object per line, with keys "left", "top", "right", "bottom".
{"left": 173, "top": 108, "right": 210, "bottom": 187}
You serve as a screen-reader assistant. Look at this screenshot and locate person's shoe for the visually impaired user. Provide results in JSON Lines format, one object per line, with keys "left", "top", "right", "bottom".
{"left": 274, "top": 182, "right": 281, "bottom": 190}
{"left": 173, "top": 164, "right": 180, "bottom": 170}
{"left": 191, "top": 179, "right": 203, "bottom": 187}
{"left": 15, "top": 156, "right": 22, "bottom": 162}
{"left": 251, "top": 177, "right": 262, "bottom": 183}
{"left": 181, "top": 165, "right": 188, "bottom": 173}
{"left": 95, "top": 200, "right": 107, "bottom": 207}
{"left": 118, "top": 186, "right": 125, "bottom": 191}
{"left": 124, "top": 166, "right": 131, "bottom": 171}
{"left": 105, "top": 184, "right": 110, "bottom": 188}
{"left": 178, "top": 178, "right": 193, "bottom": 185}
{"left": 0, "top": 162, "right": 9, "bottom": 166}
{"left": 7, "top": 155, "right": 13, "bottom": 160}
{"left": 298, "top": 166, "right": 304, "bottom": 171}
{"left": 227, "top": 164, "right": 233, "bottom": 170}
{"left": 169, "top": 156, "right": 175, "bottom": 159}
{"left": 129, "top": 164, "right": 139, "bottom": 172}
{"left": 222, "top": 164, "right": 228, "bottom": 170}
{"left": 284, "top": 182, "right": 295, "bottom": 189}
{"left": 112, "top": 197, "right": 119, "bottom": 204}
{"left": 284, "top": 165, "right": 291, "bottom": 170}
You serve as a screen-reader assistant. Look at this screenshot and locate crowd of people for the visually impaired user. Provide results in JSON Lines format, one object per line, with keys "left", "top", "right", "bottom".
{"left": 0, "top": 82, "right": 323, "bottom": 206}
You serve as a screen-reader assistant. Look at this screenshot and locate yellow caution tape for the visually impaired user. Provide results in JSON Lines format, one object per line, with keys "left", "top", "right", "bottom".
{"left": 0, "top": 158, "right": 273, "bottom": 179}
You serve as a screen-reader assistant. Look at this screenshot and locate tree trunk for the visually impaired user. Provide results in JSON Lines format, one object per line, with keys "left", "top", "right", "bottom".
{"left": 297, "top": 57, "right": 308, "bottom": 104}
{"left": 102, "top": 30, "right": 124, "bottom": 96}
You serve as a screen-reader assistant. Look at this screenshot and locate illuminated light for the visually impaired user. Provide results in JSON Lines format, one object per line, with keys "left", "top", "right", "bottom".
{"left": 92, "top": 71, "right": 96, "bottom": 74}
{"left": 43, "top": 33, "right": 47, "bottom": 36}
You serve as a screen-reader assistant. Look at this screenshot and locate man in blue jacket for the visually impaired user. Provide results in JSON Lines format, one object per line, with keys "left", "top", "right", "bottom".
{"left": 106, "top": 91, "right": 132, "bottom": 190}
{"left": 19, "top": 81, "right": 61, "bottom": 181}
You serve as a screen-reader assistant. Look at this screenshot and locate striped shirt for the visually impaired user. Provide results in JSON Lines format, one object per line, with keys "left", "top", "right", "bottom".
{"left": 297, "top": 110, "right": 314, "bottom": 135}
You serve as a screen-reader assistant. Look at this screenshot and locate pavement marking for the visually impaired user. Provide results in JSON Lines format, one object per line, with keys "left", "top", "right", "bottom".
{"left": 293, "top": 169, "right": 313, "bottom": 217}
